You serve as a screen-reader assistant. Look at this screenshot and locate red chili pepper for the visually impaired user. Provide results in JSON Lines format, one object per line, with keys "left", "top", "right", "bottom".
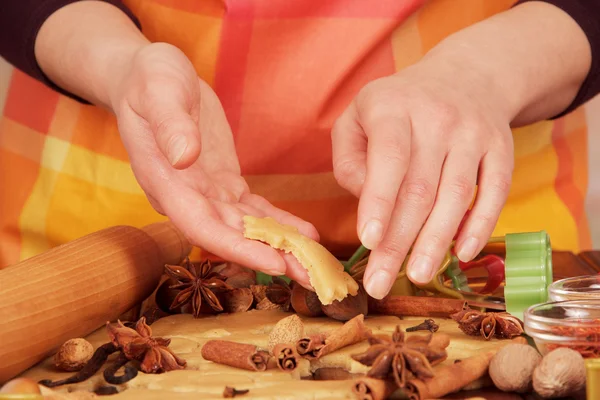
{"left": 459, "top": 254, "right": 505, "bottom": 294}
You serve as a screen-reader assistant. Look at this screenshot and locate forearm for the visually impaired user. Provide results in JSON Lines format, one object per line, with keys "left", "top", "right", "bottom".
{"left": 34, "top": 1, "right": 149, "bottom": 110}
{"left": 422, "top": 1, "right": 593, "bottom": 126}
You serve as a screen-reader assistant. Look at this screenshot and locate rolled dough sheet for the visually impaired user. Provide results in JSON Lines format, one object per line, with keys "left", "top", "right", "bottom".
{"left": 20, "top": 310, "right": 507, "bottom": 399}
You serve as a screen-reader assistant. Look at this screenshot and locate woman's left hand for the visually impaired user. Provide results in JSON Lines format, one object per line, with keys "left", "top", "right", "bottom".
{"left": 332, "top": 59, "right": 515, "bottom": 299}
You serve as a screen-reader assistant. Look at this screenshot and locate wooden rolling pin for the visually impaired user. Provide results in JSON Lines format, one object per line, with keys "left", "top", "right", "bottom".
{"left": 0, "top": 221, "right": 191, "bottom": 384}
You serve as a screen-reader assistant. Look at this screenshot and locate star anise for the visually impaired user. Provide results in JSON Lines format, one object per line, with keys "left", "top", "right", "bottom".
{"left": 351, "top": 326, "right": 447, "bottom": 389}
{"left": 164, "top": 258, "right": 232, "bottom": 317}
{"left": 107, "top": 317, "right": 186, "bottom": 373}
{"left": 450, "top": 309, "right": 524, "bottom": 340}
{"left": 265, "top": 277, "right": 292, "bottom": 311}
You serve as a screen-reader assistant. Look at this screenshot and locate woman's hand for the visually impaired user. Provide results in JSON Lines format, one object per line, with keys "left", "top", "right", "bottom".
{"left": 333, "top": 0, "right": 593, "bottom": 300}
{"left": 109, "top": 43, "right": 318, "bottom": 284}
{"left": 332, "top": 59, "right": 515, "bottom": 299}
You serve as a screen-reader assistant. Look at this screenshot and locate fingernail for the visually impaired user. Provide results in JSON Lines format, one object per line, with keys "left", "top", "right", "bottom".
{"left": 364, "top": 270, "right": 393, "bottom": 299}
{"left": 167, "top": 136, "right": 188, "bottom": 165}
{"left": 457, "top": 237, "right": 479, "bottom": 262}
{"left": 360, "top": 220, "right": 383, "bottom": 250}
{"left": 407, "top": 255, "right": 434, "bottom": 284}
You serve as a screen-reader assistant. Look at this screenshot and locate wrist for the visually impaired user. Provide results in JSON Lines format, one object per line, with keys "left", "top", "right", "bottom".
{"left": 419, "top": 1, "right": 591, "bottom": 125}
{"left": 34, "top": 1, "right": 150, "bottom": 109}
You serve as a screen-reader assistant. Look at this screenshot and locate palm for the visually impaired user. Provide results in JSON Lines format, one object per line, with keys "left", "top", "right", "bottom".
{"left": 114, "top": 54, "right": 316, "bottom": 283}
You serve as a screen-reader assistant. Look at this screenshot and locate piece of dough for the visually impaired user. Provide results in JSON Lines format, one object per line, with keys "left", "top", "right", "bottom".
{"left": 242, "top": 216, "right": 358, "bottom": 305}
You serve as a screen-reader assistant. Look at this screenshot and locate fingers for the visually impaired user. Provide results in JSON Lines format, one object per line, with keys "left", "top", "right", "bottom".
{"left": 405, "top": 149, "right": 479, "bottom": 285}
{"left": 356, "top": 112, "right": 410, "bottom": 250}
{"left": 455, "top": 147, "right": 513, "bottom": 262}
{"left": 363, "top": 147, "right": 443, "bottom": 299}
{"left": 162, "top": 184, "right": 287, "bottom": 276}
{"left": 208, "top": 196, "right": 318, "bottom": 285}
{"left": 331, "top": 102, "right": 367, "bottom": 198}
{"left": 240, "top": 193, "right": 320, "bottom": 241}
{"left": 281, "top": 252, "right": 313, "bottom": 290}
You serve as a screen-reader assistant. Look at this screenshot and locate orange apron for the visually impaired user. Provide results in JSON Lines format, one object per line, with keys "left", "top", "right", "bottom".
{"left": 0, "top": 0, "right": 593, "bottom": 268}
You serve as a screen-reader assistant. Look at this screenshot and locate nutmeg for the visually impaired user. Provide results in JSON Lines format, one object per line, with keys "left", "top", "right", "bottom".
{"left": 0, "top": 377, "right": 41, "bottom": 394}
{"left": 489, "top": 343, "right": 541, "bottom": 393}
{"left": 320, "top": 285, "right": 368, "bottom": 321}
{"left": 53, "top": 338, "right": 94, "bottom": 372}
{"left": 290, "top": 283, "right": 323, "bottom": 317}
{"left": 268, "top": 314, "right": 305, "bottom": 352}
{"left": 533, "top": 347, "right": 586, "bottom": 398}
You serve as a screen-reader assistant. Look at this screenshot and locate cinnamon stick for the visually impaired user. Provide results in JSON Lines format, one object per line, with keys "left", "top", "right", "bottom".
{"left": 352, "top": 377, "right": 397, "bottom": 400}
{"left": 313, "top": 367, "right": 359, "bottom": 381}
{"left": 407, "top": 332, "right": 451, "bottom": 350}
{"left": 296, "top": 314, "right": 370, "bottom": 360}
{"left": 272, "top": 343, "right": 299, "bottom": 372}
{"left": 369, "top": 296, "right": 467, "bottom": 318}
{"left": 201, "top": 340, "right": 270, "bottom": 371}
{"left": 405, "top": 350, "right": 495, "bottom": 400}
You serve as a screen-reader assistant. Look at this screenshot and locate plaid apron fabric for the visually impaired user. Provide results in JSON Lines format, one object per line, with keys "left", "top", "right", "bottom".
{"left": 0, "top": 0, "right": 595, "bottom": 268}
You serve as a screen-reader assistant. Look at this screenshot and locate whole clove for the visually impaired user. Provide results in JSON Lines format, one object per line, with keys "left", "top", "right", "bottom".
{"left": 406, "top": 319, "right": 439, "bottom": 333}
{"left": 223, "top": 386, "right": 250, "bottom": 398}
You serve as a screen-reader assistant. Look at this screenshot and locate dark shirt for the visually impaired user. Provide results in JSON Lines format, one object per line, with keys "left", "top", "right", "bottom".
{"left": 1, "top": 0, "right": 599, "bottom": 118}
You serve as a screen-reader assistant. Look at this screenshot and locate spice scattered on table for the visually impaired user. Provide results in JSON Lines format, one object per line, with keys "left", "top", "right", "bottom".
{"left": 268, "top": 314, "right": 305, "bottom": 352}
{"left": 320, "top": 284, "right": 369, "bottom": 321}
{"left": 39, "top": 317, "right": 185, "bottom": 388}
{"left": 532, "top": 347, "right": 586, "bottom": 399}
{"left": 264, "top": 277, "right": 293, "bottom": 311}
{"left": 272, "top": 343, "right": 300, "bottom": 372}
{"left": 296, "top": 314, "right": 370, "bottom": 360}
{"left": 488, "top": 343, "right": 541, "bottom": 393}
{"left": 201, "top": 340, "right": 271, "bottom": 371}
{"left": 164, "top": 258, "right": 233, "bottom": 317}
{"left": 351, "top": 325, "right": 447, "bottom": 389}
{"left": 406, "top": 319, "right": 439, "bottom": 333}
{"left": 53, "top": 338, "right": 94, "bottom": 372}
{"left": 369, "top": 296, "right": 468, "bottom": 318}
{"left": 451, "top": 309, "right": 523, "bottom": 340}
{"left": 223, "top": 386, "right": 249, "bottom": 398}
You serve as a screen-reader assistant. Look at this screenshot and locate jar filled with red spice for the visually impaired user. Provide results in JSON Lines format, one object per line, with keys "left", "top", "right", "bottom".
{"left": 524, "top": 299, "right": 600, "bottom": 358}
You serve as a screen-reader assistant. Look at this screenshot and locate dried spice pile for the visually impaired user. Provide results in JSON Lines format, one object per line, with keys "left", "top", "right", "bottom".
{"left": 37, "top": 317, "right": 185, "bottom": 393}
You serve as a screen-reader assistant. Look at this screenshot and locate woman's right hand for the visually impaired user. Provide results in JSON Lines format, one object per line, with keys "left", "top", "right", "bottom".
{"left": 108, "top": 43, "right": 318, "bottom": 284}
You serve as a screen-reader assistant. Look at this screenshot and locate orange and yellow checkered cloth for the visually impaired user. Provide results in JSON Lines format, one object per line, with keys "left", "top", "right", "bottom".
{"left": 0, "top": 0, "right": 594, "bottom": 268}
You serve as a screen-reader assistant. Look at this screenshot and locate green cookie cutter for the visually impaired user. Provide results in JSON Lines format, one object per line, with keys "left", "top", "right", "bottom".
{"left": 503, "top": 231, "right": 553, "bottom": 320}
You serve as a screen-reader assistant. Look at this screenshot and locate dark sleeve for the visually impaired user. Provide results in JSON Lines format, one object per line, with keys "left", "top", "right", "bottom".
{"left": 0, "top": 0, "right": 142, "bottom": 104}
{"left": 514, "top": 0, "right": 600, "bottom": 118}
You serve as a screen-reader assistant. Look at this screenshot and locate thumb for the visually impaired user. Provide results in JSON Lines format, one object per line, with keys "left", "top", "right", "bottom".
{"left": 146, "top": 96, "right": 202, "bottom": 169}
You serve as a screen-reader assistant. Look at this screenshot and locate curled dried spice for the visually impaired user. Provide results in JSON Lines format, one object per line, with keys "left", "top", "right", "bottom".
{"left": 351, "top": 326, "right": 447, "bottom": 389}
{"left": 451, "top": 309, "right": 523, "bottom": 340}
{"left": 165, "top": 258, "right": 233, "bottom": 317}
